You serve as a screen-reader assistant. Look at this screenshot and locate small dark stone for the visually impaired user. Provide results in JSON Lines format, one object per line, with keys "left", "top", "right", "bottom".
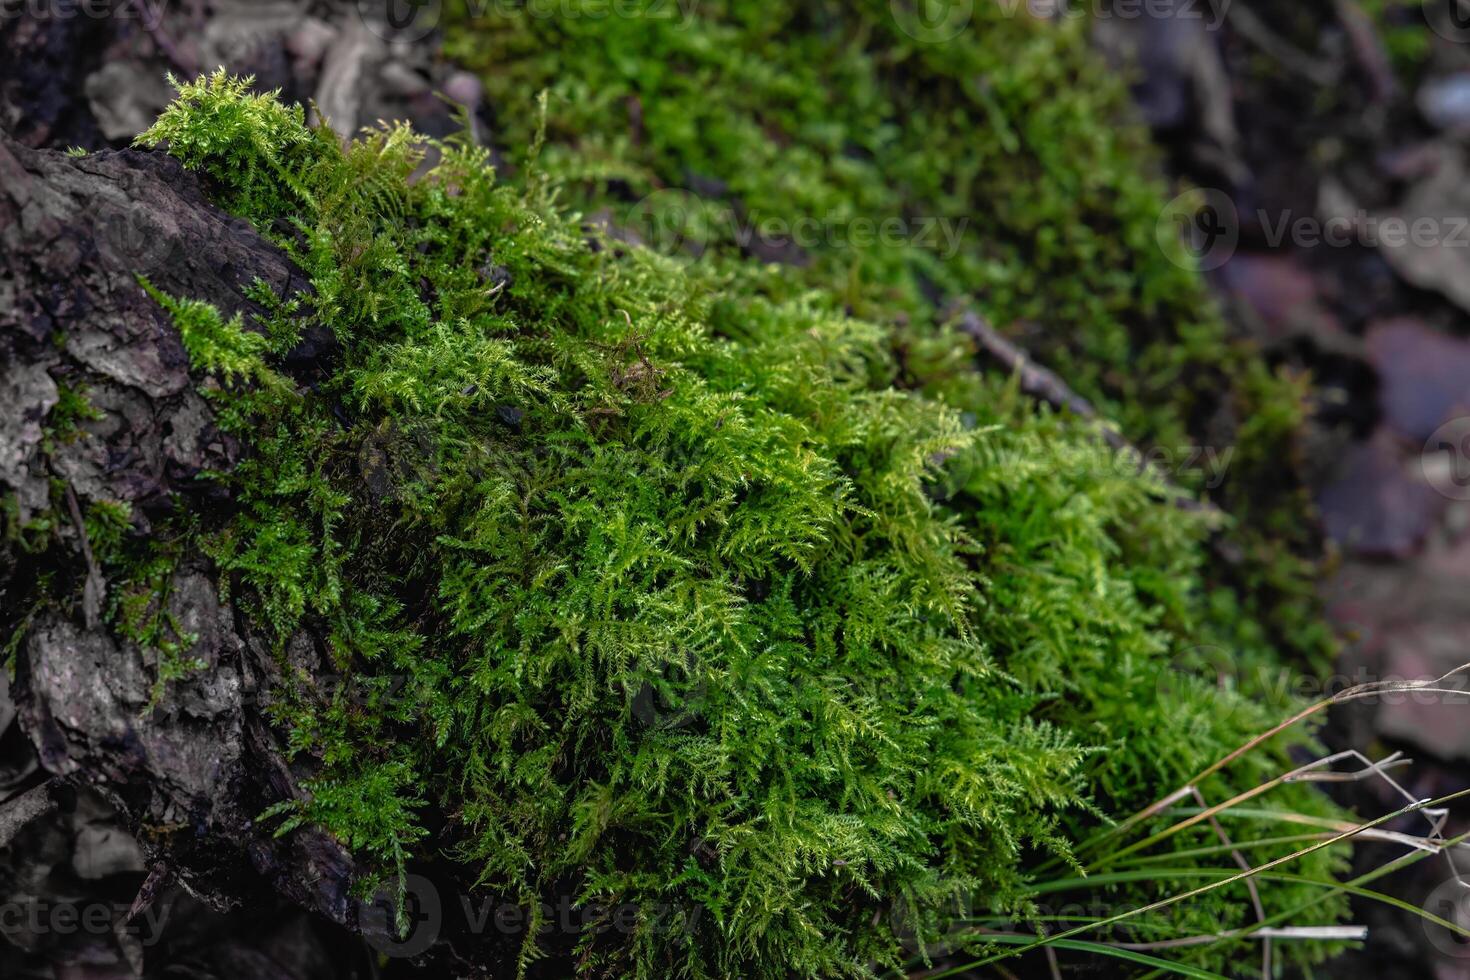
{"left": 684, "top": 170, "right": 730, "bottom": 198}
{"left": 281, "top": 324, "right": 340, "bottom": 382}
{"left": 495, "top": 404, "right": 524, "bottom": 431}
{"left": 1366, "top": 318, "right": 1470, "bottom": 442}
{"left": 1317, "top": 427, "right": 1444, "bottom": 559}
{"left": 480, "top": 262, "right": 513, "bottom": 292}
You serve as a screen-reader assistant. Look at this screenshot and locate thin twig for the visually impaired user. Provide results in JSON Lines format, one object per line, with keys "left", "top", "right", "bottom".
{"left": 63, "top": 482, "right": 105, "bottom": 631}
{"left": 957, "top": 312, "right": 1222, "bottom": 519}
{"left": 125, "top": 860, "right": 171, "bottom": 923}
{"left": 1225, "top": 5, "right": 1338, "bottom": 87}
{"left": 1288, "top": 749, "right": 1466, "bottom": 884}
{"left": 1174, "top": 806, "right": 1464, "bottom": 855}
{"left": 127, "top": 0, "right": 198, "bottom": 77}
{"left": 958, "top": 313, "right": 1107, "bottom": 436}
{"left": 968, "top": 923, "right": 1365, "bottom": 952}
{"left": 1097, "top": 749, "right": 1458, "bottom": 871}
{"left": 1043, "top": 943, "right": 1061, "bottom": 980}
{"left": 941, "top": 788, "right": 1470, "bottom": 977}
{"left": 1333, "top": 0, "right": 1398, "bottom": 104}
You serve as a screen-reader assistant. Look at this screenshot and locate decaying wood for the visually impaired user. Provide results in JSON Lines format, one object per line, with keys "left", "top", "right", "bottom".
{"left": 0, "top": 134, "right": 405, "bottom": 952}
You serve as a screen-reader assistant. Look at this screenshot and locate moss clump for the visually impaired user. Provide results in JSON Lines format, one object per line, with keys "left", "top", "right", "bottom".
{"left": 443, "top": 0, "right": 1336, "bottom": 670}
{"left": 110, "top": 73, "right": 1354, "bottom": 976}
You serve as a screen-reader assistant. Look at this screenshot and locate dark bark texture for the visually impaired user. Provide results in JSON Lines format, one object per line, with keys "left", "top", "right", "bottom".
{"left": 0, "top": 6, "right": 505, "bottom": 972}
{"left": 0, "top": 133, "right": 408, "bottom": 976}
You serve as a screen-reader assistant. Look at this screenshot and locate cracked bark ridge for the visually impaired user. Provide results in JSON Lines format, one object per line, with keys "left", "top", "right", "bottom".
{"left": 0, "top": 136, "right": 392, "bottom": 950}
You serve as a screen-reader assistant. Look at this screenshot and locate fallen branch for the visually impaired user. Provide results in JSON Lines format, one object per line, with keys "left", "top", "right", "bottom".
{"left": 1333, "top": 0, "right": 1398, "bottom": 105}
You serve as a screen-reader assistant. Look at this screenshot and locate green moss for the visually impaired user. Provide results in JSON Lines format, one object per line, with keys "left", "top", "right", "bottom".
{"left": 42, "top": 381, "right": 105, "bottom": 450}
{"left": 443, "top": 1, "right": 1334, "bottom": 672}
{"left": 110, "top": 72, "right": 1364, "bottom": 976}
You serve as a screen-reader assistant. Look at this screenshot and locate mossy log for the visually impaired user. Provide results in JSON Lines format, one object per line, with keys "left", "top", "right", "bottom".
{"left": 0, "top": 62, "right": 1361, "bottom": 972}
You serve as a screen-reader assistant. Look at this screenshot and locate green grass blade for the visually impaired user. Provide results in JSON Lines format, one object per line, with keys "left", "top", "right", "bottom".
{"left": 933, "top": 932, "right": 1232, "bottom": 979}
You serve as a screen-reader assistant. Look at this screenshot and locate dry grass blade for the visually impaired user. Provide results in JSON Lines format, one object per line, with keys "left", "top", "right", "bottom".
{"left": 1075, "top": 662, "right": 1470, "bottom": 867}
{"left": 932, "top": 787, "right": 1470, "bottom": 976}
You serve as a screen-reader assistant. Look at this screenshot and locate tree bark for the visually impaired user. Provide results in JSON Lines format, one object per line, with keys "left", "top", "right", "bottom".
{"left": 0, "top": 133, "right": 404, "bottom": 958}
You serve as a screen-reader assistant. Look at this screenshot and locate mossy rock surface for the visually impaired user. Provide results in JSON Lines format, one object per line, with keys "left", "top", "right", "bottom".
{"left": 9, "top": 62, "right": 1348, "bottom": 976}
